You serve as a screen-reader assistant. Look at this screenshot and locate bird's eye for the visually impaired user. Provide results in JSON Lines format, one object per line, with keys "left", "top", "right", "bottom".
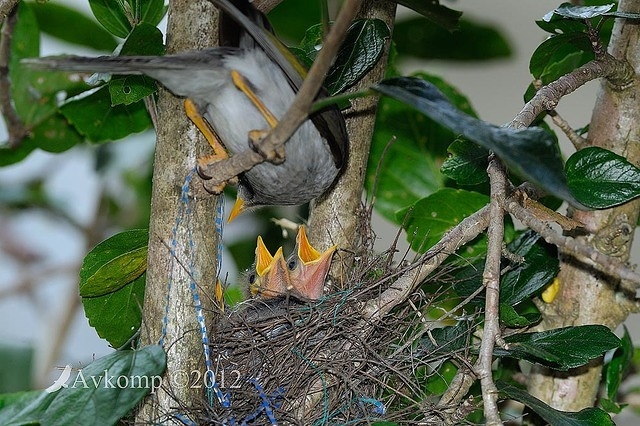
{"left": 248, "top": 273, "right": 256, "bottom": 284}
{"left": 287, "top": 259, "right": 297, "bottom": 270}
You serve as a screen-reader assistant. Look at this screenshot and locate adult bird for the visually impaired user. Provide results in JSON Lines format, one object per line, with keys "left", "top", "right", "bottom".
{"left": 23, "top": 0, "right": 348, "bottom": 221}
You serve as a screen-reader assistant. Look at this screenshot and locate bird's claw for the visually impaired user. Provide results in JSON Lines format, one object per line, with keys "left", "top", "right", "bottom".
{"left": 249, "top": 129, "right": 286, "bottom": 164}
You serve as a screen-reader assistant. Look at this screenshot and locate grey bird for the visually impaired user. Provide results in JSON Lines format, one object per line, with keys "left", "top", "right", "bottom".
{"left": 23, "top": 0, "right": 348, "bottom": 220}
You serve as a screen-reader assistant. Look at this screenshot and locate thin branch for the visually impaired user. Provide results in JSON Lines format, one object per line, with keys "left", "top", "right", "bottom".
{"left": 504, "top": 188, "right": 640, "bottom": 289}
{"left": 0, "top": 5, "right": 29, "bottom": 147}
{"left": 532, "top": 79, "right": 588, "bottom": 149}
{"left": 362, "top": 205, "right": 491, "bottom": 322}
{"left": 510, "top": 55, "right": 634, "bottom": 129}
{"left": 199, "top": 0, "right": 362, "bottom": 186}
{"left": 476, "top": 156, "right": 507, "bottom": 426}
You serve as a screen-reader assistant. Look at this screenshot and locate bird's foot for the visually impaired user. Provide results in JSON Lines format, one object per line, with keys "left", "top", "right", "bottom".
{"left": 248, "top": 129, "right": 286, "bottom": 164}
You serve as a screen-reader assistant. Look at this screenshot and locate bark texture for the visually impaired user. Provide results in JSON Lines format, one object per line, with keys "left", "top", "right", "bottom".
{"left": 308, "top": 0, "right": 397, "bottom": 285}
{"left": 527, "top": 0, "right": 640, "bottom": 412}
{"left": 138, "top": 0, "right": 220, "bottom": 421}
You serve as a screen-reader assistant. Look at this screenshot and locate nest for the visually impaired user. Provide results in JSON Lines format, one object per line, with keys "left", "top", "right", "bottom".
{"left": 190, "top": 226, "right": 478, "bottom": 425}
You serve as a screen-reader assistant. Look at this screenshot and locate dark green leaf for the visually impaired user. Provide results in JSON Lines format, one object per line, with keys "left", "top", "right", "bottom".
{"left": 0, "top": 346, "right": 164, "bottom": 425}
{"left": 418, "top": 321, "right": 472, "bottom": 360}
{"left": 529, "top": 33, "right": 593, "bottom": 83}
{"left": 131, "top": 0, "right": 166, "bottom": 26}
{"left": 119, "top": 22, "right": 165, "bottom": 56}
{"left": 325, "top": 19, "right": 390, "bottom": 94}
{"left": 82, "top": 272, "right": 145, "bottom": 347}
{"left": 43, "top": 346, "right": 165, "bottom": 424}
{"left": 80, "top": 229, "right": 148, "bottom": 297}
{"left": 32, "top": 2, "right": 117, "bottom": 51}
{"left": 109, "top": 23, "right": 164, "bottom": 105}
{"left": 566, "top": 147, "right": 640, "bottom": 208}
{"left": 367, "top": 73, "right": 477, "bottom": 221}
{"left": 296, "top": 24, "right": 324, "bottom": 64}
{"left": 545, "top": 3, "right": 615, "bottom": 21}
{"left": 501, "top": 231, "right": 559, "bottom": 306}
{"left": 398, "top": 188, "right": 489, "bottom": 254}
{"left": 394, "top": 17, "right": 511, "bottom": 61}
{"left": 0, "top": 390, "right": 57, "bottom": 425}
{"left": 496, "top": 325, "right": 621, "bottom": 370}
{"left": 89, "top": 0, "right": 132, "bottom": 38}
{"left": 603, "top": 326, "right": 633, "bottom": 402}
{"left": 267, "top": 0, "right": 321, "bottom": 43}
{"left": 536, "top": 14, "right": 589, "bottom": 35}
{"left": 373, "top": 77, "right": 583, "bottom": 208}
{"left": 441, "top": 138, "right": 489, "bottom": 185}
{"left": 60, "top": 86, "right": 152, "bottom": 142}
{"left": 394, "top": 0, "right": 462, "bottom": 31}
{"left": 498, "top": 381, "right": 614, "bottom": 426}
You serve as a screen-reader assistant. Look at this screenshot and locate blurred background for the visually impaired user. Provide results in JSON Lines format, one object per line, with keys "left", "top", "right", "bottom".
{"left": 1, "top": 0, "right": 638, "bottom": 423}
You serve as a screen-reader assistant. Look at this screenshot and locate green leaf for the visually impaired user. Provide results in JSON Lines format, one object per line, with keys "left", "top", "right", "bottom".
{"left": 418, "top": 321, "right": 472, "bottom": 360}
{"left": 32, "top": 2, "right": 117, "bottom": 51}
{"left": 398, "top": 188, "right": 489, "bottom": 254}
{"left": 60, "top": 86, "right": 152, "bottom": 142}
{"left": 424, "top": 360, "right": 458, "bottom": 395}
{"left": 325, "top": 19, "right": 390, "bottom": 95}
{"left": 109, "top": 23, "right": 164, "bottom": 105}
{"left": 441, "top": 138, "right": 489, "bottom": 185}
{"left": 394, "top": 0, "right": 462, "bottom": 31}
{"left": 373, "top": 77, "right": 583, "bottom": 208}
{"left": 393, "top": 16, "right": 511, "bottom": 61}
{"left": 500, "top": 303, "right": 541, "bottom": 328}
{"left": 529, "top": 33, "right": 593, "bottom": 83}
{"left": 501, "top": 231, "right": 559, "bottom": 306}
{"left": 44, "top": 346, "right": 165, "bottom": 424}
{"left": 545, "top": 3, "right": 615, "bottom": 20}
{"left": 496, "top": 325, "right": 621, "bottom": 370}
{"left": 80, "top": 229, "right": 148, "bottom": 297}
{"left": 566, "top": 146, "right": 640, "bottom": 208}
{"left": 267, "top": 0, "right": 321, "bottom": 43}
{"left": 119, "top": 22, "right": 165, "bottom": 56}
{"left": 498, "top": 381, "right": 614, "bottom": 426}
{"left": 0, "top": 390, "right": 57, "bottom": 425}
{"left": 367, "top": 73, "right": 477, "bottom": 221}
{"left": 0, "top": 346, "right": 164, "bottom": 425}
{"left": 131, "top": 0, "right": 166, "bottom": 26}
{"left": 603, "top": 326, "right": 633, "bottom": 402}
{"left": 82, "top": 272, "right": 145, "bottom": 347}
{"left": 89, "top": 0, "right": 132, "bottom": 38}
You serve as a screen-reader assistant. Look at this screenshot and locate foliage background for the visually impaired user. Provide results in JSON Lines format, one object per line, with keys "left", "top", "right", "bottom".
{"left": 1, "top": 0, "right": 639, "bottom": 423}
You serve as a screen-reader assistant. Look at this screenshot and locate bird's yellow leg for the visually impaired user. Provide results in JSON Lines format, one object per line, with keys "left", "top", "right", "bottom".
{"left": 185, "top": 98, "right": 232, "bottom": 193}
{"left": 231, "top": 70, "right": 286, "bottom": 163}
{"left": 230, "top": 70, "right": 278, "bottom": 129}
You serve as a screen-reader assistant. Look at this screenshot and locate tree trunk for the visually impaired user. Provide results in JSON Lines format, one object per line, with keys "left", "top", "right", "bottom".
{"left": 308, "top": 0, "right": 397, "bottom": 285}
{"left": 527, "top": 0, "right": 640, "bottom": 413}
{"left": 137, "top": 0, "right": 220, "bottom": 421}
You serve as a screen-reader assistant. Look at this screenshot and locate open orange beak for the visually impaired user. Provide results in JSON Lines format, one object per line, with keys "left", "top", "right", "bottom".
{"left": 250, "top": 236, "right": 293, "bottom": 298}
{"left": 288, "top": 226, "right": 336, "bottom": 301}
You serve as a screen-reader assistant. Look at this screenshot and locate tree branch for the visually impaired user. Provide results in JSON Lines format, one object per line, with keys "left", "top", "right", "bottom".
{"left": 476, "top": 156, "right": 507, "bottom": 426}
{"left": 0, "top": 5, "right": 29, "bottom": 147}
{"left": 510, "top": 54, "right": 635, "bottom": 129}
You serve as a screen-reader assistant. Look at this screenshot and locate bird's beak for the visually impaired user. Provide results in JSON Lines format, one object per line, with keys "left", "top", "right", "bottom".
{"left": 290, "top": 226, "right": 336, "bottom": 300}
{"left": 227, "top": 196, "right": 245, "bottom": 223}
{"left": 251, "top": 236, "right": 293, "bottom": 298}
